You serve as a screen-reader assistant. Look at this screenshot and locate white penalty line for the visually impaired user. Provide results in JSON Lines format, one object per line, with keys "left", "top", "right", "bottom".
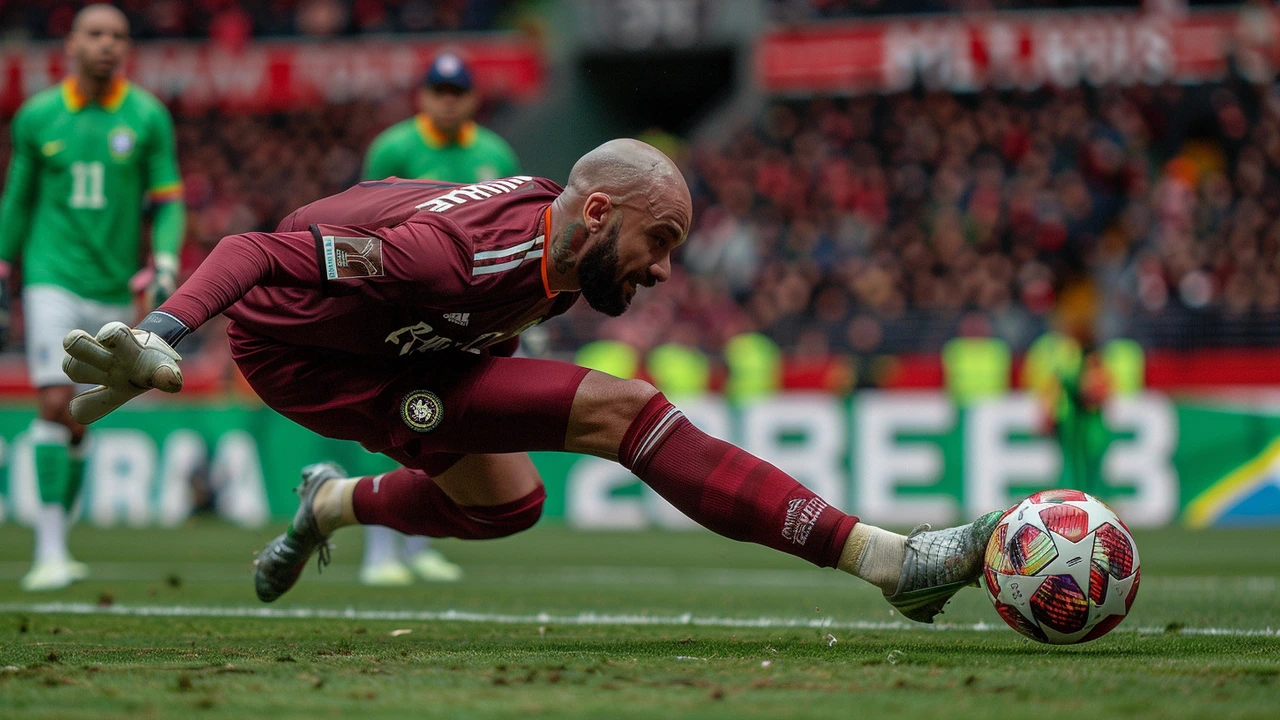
{"left": 0, "top": 563, "right": 1274, "bottom": 592}
{"left": 0, "top": 602, "right": 1276, "bottom": 639}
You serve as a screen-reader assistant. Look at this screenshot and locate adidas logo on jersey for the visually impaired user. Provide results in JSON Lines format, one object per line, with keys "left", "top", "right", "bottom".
{"left": 443, "top": 312, "right": 470, "bottom": 326}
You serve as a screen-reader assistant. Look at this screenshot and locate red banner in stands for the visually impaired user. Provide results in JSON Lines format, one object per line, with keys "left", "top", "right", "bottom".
{"left": 758, "top": 9, "right": 1277, "bottom": 93}
{"left": 0, "top": 36, "right": 544, "bottom": 113}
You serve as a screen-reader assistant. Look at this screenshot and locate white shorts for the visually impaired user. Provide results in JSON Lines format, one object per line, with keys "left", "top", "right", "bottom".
{"left": 24, "top": 285, "right": 133, "bottom": 389}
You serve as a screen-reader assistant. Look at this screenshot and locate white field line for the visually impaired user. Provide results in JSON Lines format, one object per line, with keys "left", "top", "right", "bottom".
{"left": 0, "top": 602, "right": 1276, "bottom": 639}
{"left": 0, "top": 562, "right": 1275, "bottom": 592}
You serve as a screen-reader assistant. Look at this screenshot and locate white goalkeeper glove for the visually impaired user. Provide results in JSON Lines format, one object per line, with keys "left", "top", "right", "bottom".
{"left": 62, "top": 321, "right": 184, "bottom": 424}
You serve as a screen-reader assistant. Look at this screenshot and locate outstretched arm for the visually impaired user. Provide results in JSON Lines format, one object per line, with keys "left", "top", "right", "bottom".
{"left": 142, "top": 229, "right": 323, "bottom": 345}
{"left": 63, "top": 228, "right": 321, "bottom": 423}
{"left": 64, "top": 219, "right": 471, "bottom": 422}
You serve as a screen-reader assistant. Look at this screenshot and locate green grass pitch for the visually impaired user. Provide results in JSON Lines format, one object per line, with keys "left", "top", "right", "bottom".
{"left": 1, "top": 520, "right": 1277, "bottom": 719}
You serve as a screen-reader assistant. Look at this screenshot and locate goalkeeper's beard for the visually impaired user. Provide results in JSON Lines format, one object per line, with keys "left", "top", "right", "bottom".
{"left": 579, "top": 221, "right": 634, "bottom": 318}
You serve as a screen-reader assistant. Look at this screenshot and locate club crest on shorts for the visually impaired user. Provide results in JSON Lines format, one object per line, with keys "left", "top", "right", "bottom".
{"left": 401, "top": 390, "right": 444, "bottom": 433}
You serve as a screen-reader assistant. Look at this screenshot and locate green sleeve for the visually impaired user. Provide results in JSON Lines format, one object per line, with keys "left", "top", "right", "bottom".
{"left": 498, "top": 139, "right": 521, "bottom": 177}
{"left": 0, "top": 108, "right": 38, "bottom": 263}
{"left": 363, "top": 131, "right": 400, "bottom": 181}
{"left": 146, "top": 102, "right": 185, "bottom": 258}
{"left": 150, "top": 199, "right": 185, "bottom": 258}
{"left": 145, "top": 102, "right": 183, "bottom": 194}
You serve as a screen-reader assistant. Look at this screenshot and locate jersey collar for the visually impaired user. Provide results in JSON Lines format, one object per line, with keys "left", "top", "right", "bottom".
{"left": 415, "top": 114, "right": 478, "bottom": 149}
{"left": 540, "top": 205, "right": 559, "bottom": 299}
{"left": 62, "top": 77, "right": 129, "bottom": 113}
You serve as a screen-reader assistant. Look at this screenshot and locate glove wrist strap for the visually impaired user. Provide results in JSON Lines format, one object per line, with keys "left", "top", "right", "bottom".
{"left": 136, "top": 311, "right": 191, "bottom": 348}
{"left": 153, "top": 253, "right": 179, "bottom": 275}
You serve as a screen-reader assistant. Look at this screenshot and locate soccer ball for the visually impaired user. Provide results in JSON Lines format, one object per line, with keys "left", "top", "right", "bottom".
{"left": 981, "top": 489, "right": 1141, "bottom": 644}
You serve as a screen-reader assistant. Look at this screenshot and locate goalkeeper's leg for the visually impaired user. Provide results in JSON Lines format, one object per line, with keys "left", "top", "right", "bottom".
{"left": 570, "top": 372, "right": 1000, "bottom": 623}
{"left": 250, "top": 353, "right": 997, "bottom": 619}
{"left": 255, "top": 455, "right": 543, "bottom": 602}
{"left": 331, "top": 368, "right": 996, "bottom": 622}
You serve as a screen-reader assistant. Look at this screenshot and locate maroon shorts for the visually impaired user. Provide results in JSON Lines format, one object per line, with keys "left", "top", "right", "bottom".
{"left": 228, "top": 325, "right": 590, "bottom": 476}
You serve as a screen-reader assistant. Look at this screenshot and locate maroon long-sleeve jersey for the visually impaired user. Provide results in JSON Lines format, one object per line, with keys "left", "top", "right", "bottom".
{"left": 162, "top": 176, "right": 579, "bottom": 358}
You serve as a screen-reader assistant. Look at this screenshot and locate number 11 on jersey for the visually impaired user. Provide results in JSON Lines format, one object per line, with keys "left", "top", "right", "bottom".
{"left": 69, "top": 161, "right": 106, "bottom": 209}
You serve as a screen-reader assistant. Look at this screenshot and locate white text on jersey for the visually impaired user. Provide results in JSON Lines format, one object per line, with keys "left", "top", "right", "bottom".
{"left": 416, "top": 176, "right": 534, "bottom": 213}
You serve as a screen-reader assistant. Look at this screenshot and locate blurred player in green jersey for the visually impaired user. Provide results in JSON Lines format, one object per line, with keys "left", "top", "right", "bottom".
{"left": 0, "top": 4, "right": 185, "bottom": 591}
{"left": 355, "top": 52, "right": 519, "bottom": 586}
{"left": 364, "top": 52, "right": 520, "bottom": 185}
{"left": 1027, "top": 330, "right": 1111, "bottom": 496}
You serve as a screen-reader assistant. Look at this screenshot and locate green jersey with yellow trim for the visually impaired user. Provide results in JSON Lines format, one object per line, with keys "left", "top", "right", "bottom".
{"left": 0, "top": 78, "right": 183, "bottom": 303}
{"left": 363, "top": 115, "right": 520, "bottom": 184}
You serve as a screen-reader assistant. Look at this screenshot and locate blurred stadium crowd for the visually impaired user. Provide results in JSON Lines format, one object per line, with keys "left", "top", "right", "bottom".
{"left": 3, "top": 0, "right": 1280, "bottom": 367}
{"left": 5, "top": 80, "right": 1280, "bottom": 360}
{"left": 575, "top": 79, "right": 1280, "bottom": 356}
{"left": 0, "top": 0, "right": 524, "bottom": 40}
{"left": 767, "top": 0, "right": 1239, "bottom": 20}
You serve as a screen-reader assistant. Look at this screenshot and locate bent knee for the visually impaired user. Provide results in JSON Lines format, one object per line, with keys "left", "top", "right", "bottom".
{"left": 566, "top": 374, "right": 661, "bottom": 459}
{"left": 461, "top": 485, "right": 545, "bottom": 539}
{"left": 614, "top": 378, "right": 661, "bottom": 418}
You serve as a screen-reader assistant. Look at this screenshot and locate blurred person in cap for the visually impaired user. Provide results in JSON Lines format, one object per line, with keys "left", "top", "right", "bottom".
{"left": 354, "top": 52, "right": 521, "bottom": 586}
{"left": 363, "top": 51, "right": 520, "bottom": 185}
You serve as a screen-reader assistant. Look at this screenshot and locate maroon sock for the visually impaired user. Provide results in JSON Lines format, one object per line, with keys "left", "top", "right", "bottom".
{"left": 352, "top": 468, "right": 545, "bottom": 540}
{"left": 620, "top": 393, "right": 858, "bottom": 568}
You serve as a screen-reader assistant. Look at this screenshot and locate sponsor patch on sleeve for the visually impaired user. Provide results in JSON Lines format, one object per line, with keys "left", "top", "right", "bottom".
{"left": 322, "top": 236, "right": 384, "bottom": 280}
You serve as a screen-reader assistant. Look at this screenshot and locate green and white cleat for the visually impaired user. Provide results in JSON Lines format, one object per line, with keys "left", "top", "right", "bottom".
{"left": 66, "top": 558, "right": 90, "bottom": 582}
{"left": 254, "top": 462, "right": 344, "bottom": 603}
{"left": 407, "top": 548, "right": 463, "bottom": 583}
{"left": 885, "top": 510, "right": 1003, "bottom": 623}
{"left": 359, "top": 560, "right": 414, "bottom": 587}
{"left": 20, "top": 561, "right": 74, "bottom": 592}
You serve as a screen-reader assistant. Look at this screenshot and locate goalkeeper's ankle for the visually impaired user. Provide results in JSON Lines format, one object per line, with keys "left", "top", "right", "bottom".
{"left": 837, "top": 523, "right": 907, "bottom": 594}
{"left": 311, "top": 478, "right": 358, "bottom": 535}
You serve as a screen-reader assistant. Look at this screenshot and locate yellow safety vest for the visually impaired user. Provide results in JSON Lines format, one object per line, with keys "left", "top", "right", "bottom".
{"left": 942, "top": 337, "right": 1011, "bottom": 405}
{"left": 724, "top": 333, "right": 781, "bottom": 401}
{"left": 575, "top": 340, "right": 639, "bottom": 380}
{"left": 647, "top": 343, "right": 711, "bottom": 399}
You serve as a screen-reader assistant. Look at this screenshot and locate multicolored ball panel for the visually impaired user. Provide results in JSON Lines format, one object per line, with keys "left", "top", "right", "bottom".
{"left": 995, "top": 601, "right": 1048, "bottom": 643}
{"left": 1027, "top": 489, "right": 1088, "bottom": 503}
{"left": 1029, "top": 575, "right": 1091, "bottom": 634}
{"left": 985, "top": 524, "right": 1009, "bottom": 570}
{"left": 1093, "top": 523, "right": 1135, "bottom": 579}
{"left": 1009, "top": 524, "right": 1057, "bottom": 575}
{"left": 1039, "top": 503, "right": 1090, "bottom": 542}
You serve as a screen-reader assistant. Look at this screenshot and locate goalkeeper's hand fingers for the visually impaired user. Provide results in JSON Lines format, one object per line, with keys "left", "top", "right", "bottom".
{"left": 67, "top": 384, "right": 141, "bottom": 425}
{"left": 62, "top": 322, "right": 183, "bottom": 424}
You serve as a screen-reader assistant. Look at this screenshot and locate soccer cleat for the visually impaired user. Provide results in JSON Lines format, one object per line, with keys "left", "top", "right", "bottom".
{"left": 885, "top": 510, "right": 1003, "bottom": 624}
{"left": 407, "top": 549, "right": 463, "bottom": 583}
{"left": 21, "top": 561, "right": 74, "bottom": 592}
{"left": 253, "top": 462, "right": 344, "bottom": 603}
{"left": 359, "top": 560, "right": 414, "bottom": 587}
